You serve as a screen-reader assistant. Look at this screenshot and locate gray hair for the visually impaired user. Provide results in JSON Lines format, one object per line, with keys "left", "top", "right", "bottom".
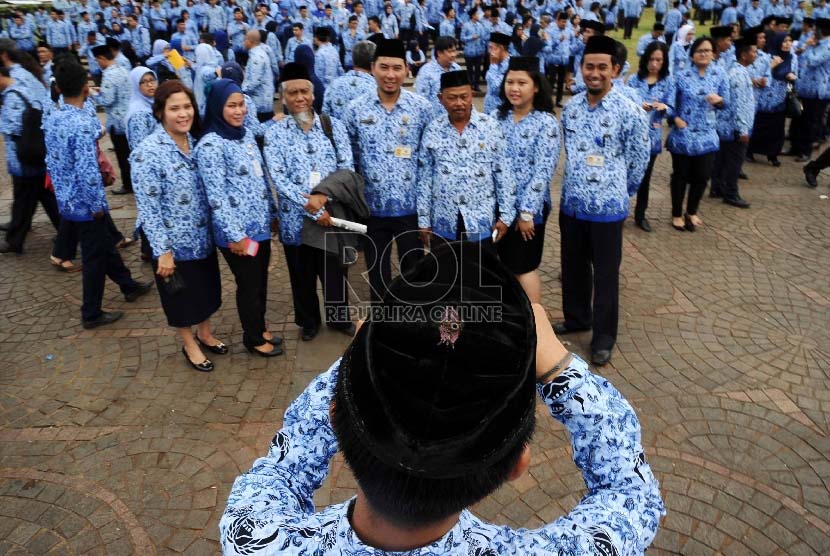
{"left": 352, "top": 40, "right": 376, "bottom": 70}
{"left": 279, "top": 78, "right": 314, "bottom": 95}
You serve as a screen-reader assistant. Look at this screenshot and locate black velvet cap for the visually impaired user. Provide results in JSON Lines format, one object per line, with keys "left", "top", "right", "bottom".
{"left": 367, "top": 32, "right": 385, "bottom": 44}
{"left": 373, "top": 38, "right": 406, "bottom": 60}
{"left": 803, "top": 17, "right": 815, "bottom": 25}
{"left": 733, "top": 36, "right": 753, "bottom": 53}
{"left": 816, "top": 17, "right": 830, "bottom": 32}
{"left": 761, "top": 15, "right": 777, "bottom": 26}
{"left": 91, "top": 44, "right": 111, "bottom": 57}
{"left": 581, "top": 19, "right": 605, "bottom": 33}
{"left": 105, "top": 36, "right": 120, "bottom": 49}
{"left": 583, "top": 34, "right": 617, "bottom": 56}
{"left": 337, "top": 241, "right": 536, "bottom": 479}
{"left": 743, "top": 25, "right": 763, "bottom": 38}
{"left": 710, "top": 25, "right": 733, "bottom": 39}
{"left": 777, "top": 16, "right": 792, "bottom": 26}
{"left": 278, "top": 61, "right": 310, "bottom": 83}
{"left": 489, "top": 31, "right": 511, "bottom": 47}
{"left": 440, "top": 69, "right": 469, "bottom": 89}
{"left": 507, "top": 56, "right": 539, "bottom": 72}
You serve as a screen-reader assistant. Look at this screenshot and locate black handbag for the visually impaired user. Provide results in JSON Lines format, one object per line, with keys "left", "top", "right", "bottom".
{"left": 785, "top": 86, "right": 803, "bottom": 119}
{"left": 162, "top": 271, "right": 186, "bottom": 295}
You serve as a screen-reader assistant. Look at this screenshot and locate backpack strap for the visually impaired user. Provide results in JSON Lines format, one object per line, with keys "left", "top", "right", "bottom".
{"left": 318, "top": 112, "right": 338, "bottom": 161}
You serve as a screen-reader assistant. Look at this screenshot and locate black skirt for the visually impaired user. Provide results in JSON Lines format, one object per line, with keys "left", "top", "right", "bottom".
{"left": 497, "top": 208, "right": 549, "bottom": 275}
{"left": 152, "top": 251, "right": 223, "bottom": 328}
{"left": 749, "top": 110, "right": 786, "bottom": 157}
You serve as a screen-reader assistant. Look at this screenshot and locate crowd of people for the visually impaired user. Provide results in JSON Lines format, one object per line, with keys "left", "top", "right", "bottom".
{"left": 0, "top": 0, "right": 827, "bottom": 373}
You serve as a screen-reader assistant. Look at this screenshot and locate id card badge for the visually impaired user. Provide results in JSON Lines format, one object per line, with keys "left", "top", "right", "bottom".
{"left": 394, "top": 146, "right": 412, "bottom": 159}
{"left": 586, "top": 154, "right": 605, "bottom": 167}
{"left": 253, "top": 158, "right": 264, "bottom": 177}
{"left": 309, "top": 171, "right": 322, "bottom": 188}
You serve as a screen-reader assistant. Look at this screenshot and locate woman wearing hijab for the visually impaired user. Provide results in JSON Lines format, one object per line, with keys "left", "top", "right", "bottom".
{"left": 194, "top": 79, "right": 283, "bottom": 357}
{"left": 219, "top": 60, "right": 264, "bottom": 139}
{"left": 131, "top": 80, "right": 225, "bottom": 372}
{"left": 126, "top": 66, "right": 158, "bottom": 149}
{"left": 748, "top": 32, "right": 798, "bottom": 165}
{"left": 293, "top": 44, "right": 324, "bottom": 113}
{"left": 146, "top": 39, "right": 193, "bottom": 87}
{"left": 668, "top": 24, "right": 695, "bottom": 74}
{"left": 193, "top": 42, "right": 218, "bottom": 114}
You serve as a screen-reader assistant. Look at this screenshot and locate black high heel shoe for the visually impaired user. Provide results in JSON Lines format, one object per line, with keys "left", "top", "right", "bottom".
{"left": 684, "top": 213, "right": 697, "bottom": 232}
{"left": 195, "top": 334, "right": 229, "bottom": 355}
{"left": 246, "top": 343, "right": 283, "bottom": 357}
{"left": 182, "top": 347, "right": 214, "bottom": 372}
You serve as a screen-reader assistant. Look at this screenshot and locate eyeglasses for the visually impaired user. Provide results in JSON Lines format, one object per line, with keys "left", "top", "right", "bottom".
{"left": 694, "top": 49, "right": 713, "bottom": 54}
{"left": 140, "top": 78, "right": 157, "bottom": 85}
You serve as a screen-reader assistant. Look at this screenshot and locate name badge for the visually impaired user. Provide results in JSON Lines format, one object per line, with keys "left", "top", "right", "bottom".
{"left": 586, "top": 154, "right": 605, "bottom": 167}
{"left": 309, "top": 171, "right": 322, "bottom": 188}
{"left": 253, "top": 159, "right": 264, "bottom": 177}
{"left": 394, "top": 146, "right": 412, "bottom": 159}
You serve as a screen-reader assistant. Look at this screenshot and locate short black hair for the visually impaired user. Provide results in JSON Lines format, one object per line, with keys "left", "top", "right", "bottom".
{"left": 688, "top": 36, "right": 713, "bottom": 57}
{"left": 292, "top": 22, "right": 304, "bottom": 29}
{"left": 637, "top": 40, "right": 670, "bottom": 80}
{"left": 434, "top": 35, "right": 456, "bottom": 52}
{"left": 368, "top": 15, "right": 380, "bottom": 25}
{"left": 53, "top": 60, "right": 88, "bottom": 97}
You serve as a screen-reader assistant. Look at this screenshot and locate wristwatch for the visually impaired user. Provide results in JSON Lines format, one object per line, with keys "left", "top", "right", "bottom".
{"left": 520, "top": 212, "right": 533, "bottom": 222}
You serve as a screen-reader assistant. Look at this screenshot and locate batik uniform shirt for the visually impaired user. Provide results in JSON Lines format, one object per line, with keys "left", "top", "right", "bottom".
{"left": 242, "top": 93, "right": 266, "bottom": 139}
{"left": 460, "top": 19, "right": 486, "bottom": 58}
{"left": 795, "top": 38, "right": 830, "bottom": 100}
{"left": 757, "top": 54, "right": 798, "bottom": 113}
{"left": 341, "top": 30, "right": 365, "bottom": 68}
{"left": 126, "top": 110, "right": 158, "bottom": 150}
{"left": 380, "top": 12, "right": 398, "bottom": 38}
{"left": 483, "top": 57, "right": 509, "bottom": 114}
{"left": 745, "top": 50, "right": 771, "bottom": 105}
{"left": 636, "top": 34, "right": 665, "bottom": 57}
{"left": 414, "top": 59, "right": 463, "bottom": 118}
{"left": 9, "top": 65, "right": 46, "bottom": 109}
{"left": 227, "top": 20, "right": 248, "bottom": 50}
{"left": 194, "top": 130, "right": 276, "bottom": 247}
{"left": 417, "top": 109, "right": 517, "bottom": 240}
{"left": 94, "top": 64, "right": 131, "bottom": 135}
{"left": 284, "top": 35, "right": 313, "bottom": 62}
{"left": 205, "top": 4, "right": 228, "bottom": 31}
{"left": 342, "top": 88, "right": 432, "bottom": 217}
{"left": 543, "top": 27, "right": 571, "bottom": 67}
{"left": 716, "top": 62, "right": 755, "bottom": 140}
{"left": 627, "top": 74, "right": 674, "bottom": 155}
{"left": 665, "top": 64, "right": 731, "bottom": 156}
{"left": 9, "top": 21, "right": 35, "bottom": 51}
{"left": 46, "top": 19, "right": 73, "bottom": 48}
{"left": 263, "top": 113, "right": 354, "bottom": 246}
{"left": 242, "top": 44, "right": 276, "bottom": 113}
{"left": 664, "top": 8, "right": 682, "bottom": 32}
{"left": 0, "top": 83, "right": 45, "bottom": 177}
{"left": 322, "top": 70, "right": 376, "bottom": 120}
{"left": 219, "top": 355, "right": 665, "bottom": 556}
{"left": 668, "top": 42, "right": 690, "bottom": 75}
{"left": 44, "top": 103, "right": 108, "bottom": 221}
{"left": 560, "top": 88, "right": 650, "bottom": 223}
{"left": 492, "top": 109, "right": 560, "bottom": 225}
{"left": 314, "top": 43, "right": 344, "bottom": 87}
{"left": 131, "top": 128, "right": 214, "bottom": 260}
{"left": 130, "top": 25, "right": 152, "bottom": 58}
{"left": 439, "top": 18, "right": 455, "bottom": 37}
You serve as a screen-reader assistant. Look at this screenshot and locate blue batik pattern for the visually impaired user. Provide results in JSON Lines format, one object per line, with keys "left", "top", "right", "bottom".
{"left": 243, "top": 45, "right": 276, "bottom": 113}
{"left": 460, "top": 19, "right": 486, "bottom": 58}
{"left": 668, "top": 41, "right": 690, "bottom": 75}
{"left": 746, "top": 50, "right": 772, "bottom": 105}
{"left": 314, "top": 43, "right": 344, "bottom": 87}
{"left": 757, "top": 54, "right": 797, "bottom": 113}
{"left": 194, "top": 130, "right": 275, "bottom": 247}
{"left": 263, "top": 113, "right": 354, "bottom": 246}
{"left": 493, "top": 109, "right": 560, "bottom": 225}
{"left": 94, "top": 64, "right": 131, "bottom": 135}
{"left": 717, "top": 62, "right": 755, "bottom": 140}
{"left": 627, "top": 74, "right": 674, "bottom": 155}
{"left": 483, "top": 57, "right": 509, "bottom": 114}
{"left": 415, "top": 59, "right": 462, "bottom": 118}
{"left": 795, "top": 38, "right": 830, "bottom": 100}
{"left": 417, "top": 109, "right": 517, "bottom": 240}
{"left": 219, "top": 355, "right": 664, "bottom": 555}
{"left": 0, "top": 83, "right": 45, "bottom": 177}
{"left": 342, "top": 88, "right": 432, "bottom": 217}
{"left": 560, "top": 87, "right": 650, "bottom": 222}
{"left": 130, "top": 128, "right": 214, "bottom": 260}
{"left": 44, "top": 104, "right": 108, "bottom": 221}
{"left": 126, "top": 110, "right": 159, "bottom": 150}
{"left": 665, "top": 64, "right": 731, "bottom": 156}
{"left": 322, "top": 70, "right": 376, "bottom": 120}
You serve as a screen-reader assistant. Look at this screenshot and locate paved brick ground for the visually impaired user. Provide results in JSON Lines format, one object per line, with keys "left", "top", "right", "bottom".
{"left": 1, "top": 100, "right": 829, "bottom": 555}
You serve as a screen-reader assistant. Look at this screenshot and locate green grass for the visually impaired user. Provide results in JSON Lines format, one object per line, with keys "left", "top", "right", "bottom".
{"left": 606, "top": 8, "right": 658, "bottom": 67}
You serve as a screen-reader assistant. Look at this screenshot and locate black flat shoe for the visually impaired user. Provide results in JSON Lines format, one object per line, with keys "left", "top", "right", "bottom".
{"left": 723, "top": 196, "right": 750, "bottom": 209}
{"left": 804, "top": 167, "right": 818, "bottom": 187}
{"left": 553, "top": 321, "right": 590, "bottom": 335}
{"left": 709, "top": 189, "right": 723, "bottom": 198}
{"left": 635, "top": 218, "right": 652, "bottom": 232}
{"left": 263, "top": 333, "right": 283, "bottom": 346}
{"left": 768, "top": 156, "right": 781, "bottom": 167}
{"left": 301, "top": 325, "right": 320, "bottom": 342}
{"left": 82, "top": 310, "right": 124, "bottom": 329}
{"left": 591, "top": 349, "right": 612, "bottom": 366}
{"left": 746, "top": 153, "right": 756, "bottom": 162}
{"left": 125, "top": 280, "right": 154, "bottom": 302}
{"left": 195, "top": 334, "right": 229, "bottom": 355}
{"left": 683, "top": 214, "right": 696, "bottom": 232}
{"left": 182, "top": 347, "right": 213, "bottom": 372}
{"left": 246, "top": 343, "right": 283, "bottom": 357}
{"left": 327, "top": 323, "right": 357, "bottom": 337}
{"left": 738, "top": 171, "right": 749, "bottom": 180}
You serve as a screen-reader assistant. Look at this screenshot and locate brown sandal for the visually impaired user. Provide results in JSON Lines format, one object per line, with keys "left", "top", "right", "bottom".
{"left": 50, "top": 256, "right": 82, "bottom": 273}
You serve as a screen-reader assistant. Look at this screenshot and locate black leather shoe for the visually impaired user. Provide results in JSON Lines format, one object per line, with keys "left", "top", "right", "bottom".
{"left": 768, "top": 156, "right": 781, "bottom": 167}
{"left": 635, "top": 218, "right": 652, "bottom": 232}
{"left": 0, "top": 240, "right": 22, "bottom": 254}
{"left": 301, "top": 325, "right": 320, "bottom": 341}
{"left": 264, "top": 334, "right": 283, "bottom": 346}
{"left": 745, "top": 153, "right": 755, "bottom": 162}
{"left": 0, "top": 221, "right": 9, "bottom": 231}
{"left": 246, "top": 343, "right": 283, "bottom": 357}
{"left": 327, "top": 323, "right": 357, "bottom": 337}
{"left": 111, "top": 186, "right": 132, "bottom": 195}
{"left": 804, "top": 167, "right": 818, "bottom": 187}
{"left": 82, "top": 310, "right": 124, "bottom": 329}
{"left": 591, "top": 349, "right": 612, "bottom": 366}
{"left": 553, "top": 321, "right": 590, "bottom": 335}
{"left": 683, "top": 214, "right": 696, "bottom": 232}
{"left": 738, "top": 171, "right": 749, "bottom": 180}
{"left": 723, "top": 196, "right": 750, "bottom": 209}
{"left": 124, "top": 280, "right": 154, "bottom": 302}
{"left": 182, "top": 346, "right": 214, "bottom": 372}
{"left": 795, "top": 154, "right": 810, "bottom": 163}
{"left": 195, "top": 334, "right": 229, "bottom": 355}
{"left": 709, "top": 189, "right": 723, "bottom": 198}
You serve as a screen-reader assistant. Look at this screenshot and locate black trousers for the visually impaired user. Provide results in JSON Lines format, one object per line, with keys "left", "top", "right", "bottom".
{"left": 5, "top": 175, "right": 59, "bottom": 251}
{"left": 792, "top": 98, "right": 829, "bottom": 157}
{"left": 220, "top": 241, "right": 271, "bottom": 348}
{"left": 283, "top": 244, "right": 350, "bottom": 330}
{"left": 665, "top": 31, "right": 675, "bottom": 45}
{"left": 53, "top": 213, "right": 125, "bottom": 261}
{"left": 559, "top": 211, "right": 624, "bottom": 352}
{"left": 805, "top": 145, "right": 830, "bottom": 173}
{"left": 546, "top": 63, "right": 567, "bottom": 105}
{"left": 711, "top": 139, "right": 747, "bottom": 199}
{"left": 365, "top": 215, "right": 423, "bottom": 303}
{"left": 623, "top": 17, "right": 638, "bottom": 39}
{"left": 634, "top": 153, "right": 658, "bottom": 223}
{"left": 110, "top": 132, "right": 133, "bottom": 192}
{"left": 466, "top": 55, "right": 483, "bottom": 91}
{"left": 77, "top": 216, "right": 139, "bottom": 321}
{"left": 670, "top": 152, "right": 715, "bottom": 217}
